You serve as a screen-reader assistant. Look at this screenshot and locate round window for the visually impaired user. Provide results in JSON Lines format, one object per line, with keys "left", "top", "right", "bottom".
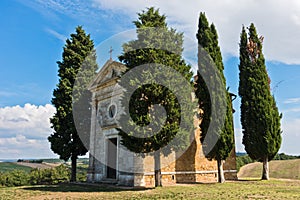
{"left": 108, "top": 104, "right": 117, "bottom": 118}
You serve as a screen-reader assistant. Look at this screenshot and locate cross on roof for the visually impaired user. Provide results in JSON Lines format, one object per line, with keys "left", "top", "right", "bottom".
{"left": 109, "top": 46, "right": 113, "bottom": 60}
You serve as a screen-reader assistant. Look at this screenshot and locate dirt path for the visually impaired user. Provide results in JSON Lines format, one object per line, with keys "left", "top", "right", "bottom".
{"left": 14, "top": 162, "right": 61, "bottom": 169}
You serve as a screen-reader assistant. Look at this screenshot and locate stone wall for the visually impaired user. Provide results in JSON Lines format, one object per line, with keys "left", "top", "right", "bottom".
{"left": 223, "top": 148, "right": 238, "bottom": 180}
{"left": 132, "top": 111, "right": 237, "bottom": 186}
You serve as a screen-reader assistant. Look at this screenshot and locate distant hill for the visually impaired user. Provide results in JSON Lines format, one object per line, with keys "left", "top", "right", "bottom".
{"left": 236, "top": 152, "right": 247, "bottom": 156}
{"left": 238, "top": 159, "right": 300, "bottom": 180}
{"left": 0, "top": 159, "right": 17, "bottom": 163}
{"left": 0, "top": 158, "right": 89, "bottom": 174}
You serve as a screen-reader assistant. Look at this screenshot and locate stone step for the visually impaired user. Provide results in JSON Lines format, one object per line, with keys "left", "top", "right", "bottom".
{"left": 100, "top": 179, "right": 118, "bottom": 184}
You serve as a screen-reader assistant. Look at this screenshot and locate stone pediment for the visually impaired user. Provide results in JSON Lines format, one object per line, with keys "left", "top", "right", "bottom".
{"left": 88, "top": 59, "right": 126, "bottom": 92}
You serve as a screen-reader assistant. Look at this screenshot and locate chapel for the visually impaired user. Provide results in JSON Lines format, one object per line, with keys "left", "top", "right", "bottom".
{"left": 87, "top": 59, "right": 237, "bottom": 187}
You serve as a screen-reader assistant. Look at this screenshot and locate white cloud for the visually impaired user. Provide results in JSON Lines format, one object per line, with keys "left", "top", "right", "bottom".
{"left": 234, "top": 128, "right": 244, "bottom": 153}
{"left": 92, "top": 0, "right": 300, "bottom": 64}
{"left": 283, "top": 107, "right": 300, "bottom": 114}
{"left": 0, "top": 135, "right": 36, "bottom": 146}
{"left": 280, "top": 118, "right": 300, "bottom": 155}
{"left": 0, "top": 104, "right": 57, "bottom": 159}
{"left": 282, "top": 107, "right": 300, "bottom": 114}
{"left": 45, "top": 28, "right": 67, "bottom": 42}
{"left": 233, "top": 117, "right": 300, "bottom": 155}
{"left": 0, "top": 135, "right": 56, "bottom": 159}
{"left": 284, "top": 97, "right": 300, "bottom": 104}
{"left": 28, "top": 0, "right": 300, "bottom": 64}
{"left": 0, "top": 104, "right": 55, "bottom": 137}
{"left": 282, "top": 118, "right": 300, "bottom": 136}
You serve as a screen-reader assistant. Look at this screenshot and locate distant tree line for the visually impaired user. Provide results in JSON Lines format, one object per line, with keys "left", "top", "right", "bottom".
{"left": 17, "top": 159, "right": 43, "bottom": 163}
{"left": 274, "top": 153, "right": 300, "bottom": 160}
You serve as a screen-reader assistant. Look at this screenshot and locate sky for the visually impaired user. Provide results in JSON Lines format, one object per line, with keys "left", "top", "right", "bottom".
{"left": 0, "top": 0, "right": 300, "bottom": 159}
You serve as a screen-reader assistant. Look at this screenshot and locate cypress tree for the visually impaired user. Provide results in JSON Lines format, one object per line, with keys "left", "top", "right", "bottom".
{"left": 49, "top": 26, "right": 98, "bottom": 182}
{"left": 118, "top": 7, "right": 194, "bottom": 187}
{"left": 195, "top": 12, "right": 235, "bottom": 183}
{"left": 238, "top": 23, "right": 282, "bottom": 180}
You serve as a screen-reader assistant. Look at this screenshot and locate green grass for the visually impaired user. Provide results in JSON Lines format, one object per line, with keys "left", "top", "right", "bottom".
{"left": 0, "top": 163, "right": 32, "bottom": 173}
{"left": 1, "top": 180, "right": 300, "bottom": 199}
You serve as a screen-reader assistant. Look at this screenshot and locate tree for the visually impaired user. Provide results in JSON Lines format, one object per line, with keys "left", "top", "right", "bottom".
{"left": 49, "top": 26, "right": 98, "bottom": 182}
{"left": 118, "top": 7, "right": 194, "bottom": 187}
{"left": 238, "top": 23, "right": 282, "bottom": 180}
{"left": 195, "top": 12, "right": 235, "bottom": 183}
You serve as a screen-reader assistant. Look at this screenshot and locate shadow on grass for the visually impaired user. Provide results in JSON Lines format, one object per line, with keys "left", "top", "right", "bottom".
{"left": 22, "top": 183, "right": 152, "bottom": 193}
{"left": 176, "top": 182, "right": 218, "bottom": 185}
{"left": 21, "top": 180, "right": 265, "bottom": 193}
{"left": 237, "top": 178, "right": 262, "bottom": 182}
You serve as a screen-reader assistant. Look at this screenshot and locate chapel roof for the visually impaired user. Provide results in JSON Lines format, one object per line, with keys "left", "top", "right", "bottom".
{"left": 88, "top": 59, "right": 126, "bottom": 92}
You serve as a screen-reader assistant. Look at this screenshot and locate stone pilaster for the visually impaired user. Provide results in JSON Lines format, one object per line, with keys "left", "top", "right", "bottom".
{"left": 87, "top": 99, "right": 97, "bottom": 182}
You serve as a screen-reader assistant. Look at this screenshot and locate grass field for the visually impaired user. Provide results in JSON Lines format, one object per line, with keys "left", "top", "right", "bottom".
{"left": 0, "top": 163, "right": 32, "bottom": 173}
{"left": 1, "top": 159, "right": 299, "bottom": 199}
{"left": 0, "top": 179, "right": 300, "bottom": 199}
{"left": 238, "top": 159, "right": 300, "bottom": 180}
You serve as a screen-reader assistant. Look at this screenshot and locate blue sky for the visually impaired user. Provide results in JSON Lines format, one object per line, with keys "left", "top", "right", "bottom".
{"left": 0, "top": 0, "right": 300, "bottom": 159}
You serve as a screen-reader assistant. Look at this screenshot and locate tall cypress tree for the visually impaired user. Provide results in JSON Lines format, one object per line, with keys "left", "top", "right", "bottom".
{"left": 195, "top": 12, "right": 234, "bottom": 183}
{"left": 49, "top": 26, "right": 98, "bottom": 182}
{"left": 118, "top": 7, "right": 194, "bottom": 187}
{"left": 238, "top": 23, "right": 282, "bottom": 180}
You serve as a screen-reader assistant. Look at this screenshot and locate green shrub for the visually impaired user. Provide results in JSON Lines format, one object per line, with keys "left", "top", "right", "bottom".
{"left": 49, "top": 164, "right": 70, "bottom": 184}
{"left": 0, "top": 170, "right": 30, "bottom": 187}
{"left": 30, "top": 165, "right": 70, "bottom": 185}
{"left": 0, "top": 165, "right": 70, "bottom": 187}
{"left": 77, "top": 171, "right": 87, "bottom": 182}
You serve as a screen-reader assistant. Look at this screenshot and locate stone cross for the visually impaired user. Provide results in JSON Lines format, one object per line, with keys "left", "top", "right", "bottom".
{"left": 109, "top": 46, "right": 113, "bottom": 60}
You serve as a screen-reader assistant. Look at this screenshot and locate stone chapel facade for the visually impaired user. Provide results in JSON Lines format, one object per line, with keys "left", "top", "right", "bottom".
{"left": 87, "top": 59, "right": 237, "bottom": 187}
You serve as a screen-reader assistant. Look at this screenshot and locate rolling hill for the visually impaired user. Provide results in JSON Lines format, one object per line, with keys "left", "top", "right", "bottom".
{"left": 238, "top": 159, "right": 300, "bottom": 180}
